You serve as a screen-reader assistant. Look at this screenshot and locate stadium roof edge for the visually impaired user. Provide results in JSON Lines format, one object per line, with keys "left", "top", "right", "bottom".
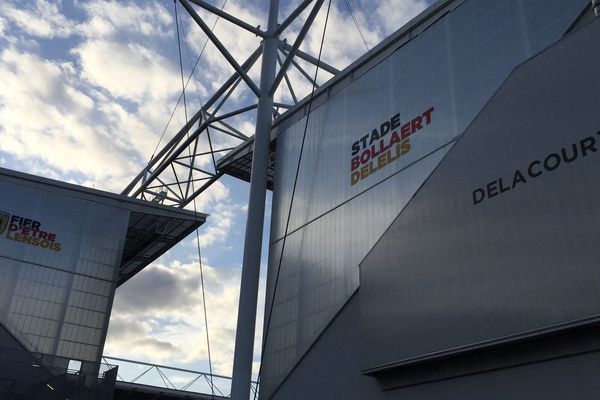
{"left": 0, "top": 167, "right": 207, "bottom": 286}
{"left": 217, "top": 0, "right": 465, "bottom": 185}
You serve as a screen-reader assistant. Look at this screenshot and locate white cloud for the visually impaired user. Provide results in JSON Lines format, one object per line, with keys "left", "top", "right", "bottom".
{"left": 78, "top": 0, "right": 173, "bottom": 38}
{"left": 375, "top": 0, "right": 429, "bottom": 34}
{"left": 0, "top": 0, "right": 75, "bottom": 38}
{"left": 106, "top": 260, "right": 266, "bottom": 376}
{"left": 0, "top": 48, "right": 137, "bottom": 188}
{"left": 195, "top": 202, "right": 236, "bottom": 247}
{"left": 0, "top": 0, "right": 434, "bottom": 382}
{"left": 73, "top": 40, "right": 181, "bottom": 103}
{"left": 277, "top": 0, "right": 430, "bottom": 100}
{"left": 181, "top": 0, "right": 265, "bottom": 108}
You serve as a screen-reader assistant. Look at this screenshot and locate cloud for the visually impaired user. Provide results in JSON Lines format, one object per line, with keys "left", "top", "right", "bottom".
{"left": 72, "top": 40, "right": 181, "bottom": 103}
{"left": 0, "top": 0, "right": 75, "bottom": 38}
{"left": 78, "top": 0, "right": 173, "bottom": 38}
{"left": 374, "top": 0, "right": 429, "bottom": 34}
{"left": 195, "top": 202, "right": 236, "bottom": 247}
{"left": 106, "top": 260, "right": 266, "bottom": 376}
{"left": 0, "top": 0, "right": 209, "bottom": 192}
{"left": 0, "top": 47, "right": 137, "bottom": 188}
{"left": 0, "top": 0, "right": 434, "bottom": 383}
{"left": 278, "top": 0, "right": 430, "bottom": 90}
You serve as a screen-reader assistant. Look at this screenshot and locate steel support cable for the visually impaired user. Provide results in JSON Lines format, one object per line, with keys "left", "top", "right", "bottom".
{"left": 178, "top": 13, "right": 221, "bottom": 177}
{"left": 253, "top": 2, "right": 333, "bottom": 398}
{"left": 148, "top": 0, "right": 229, "bottom": 164}
{"left": 175, "top": 3, "right": 216, "bottom": 399}
{"left": 344, "top": 0, "right": 369, "bottom": 51}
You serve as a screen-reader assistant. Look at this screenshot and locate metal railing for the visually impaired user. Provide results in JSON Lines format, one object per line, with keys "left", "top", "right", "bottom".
{"left": 102, "top": 355, "right": 259, "bottom": 398}
{"left": 0, "top": 346, "right": 118, "bottom": 399}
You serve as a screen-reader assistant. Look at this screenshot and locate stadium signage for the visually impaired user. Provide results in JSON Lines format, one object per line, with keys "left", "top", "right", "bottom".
{"left": 472, "top": 132, "right": 600, "bottom": 205}
{"left": 0, "top": 212, "right": 62, "bottom": 251}
{"left": 350, "top": 106, "right": 434, "bottom": 185}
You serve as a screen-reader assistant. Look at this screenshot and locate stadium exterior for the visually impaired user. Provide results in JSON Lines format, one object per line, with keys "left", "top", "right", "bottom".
{"left": 1, "top": 0, "right": 599, "bottom": 399}
{"left": 222, "top": 0, "right": 600, "bottom": 399}
{"left": 0, "top": 168, "right": 205, "bottom": 399}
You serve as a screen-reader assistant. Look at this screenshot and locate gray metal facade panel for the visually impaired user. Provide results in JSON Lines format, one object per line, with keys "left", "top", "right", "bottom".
{"left": 262, "top": 0, "right": 588, "bottom": 398}
{"left": 0, "top": 179, "right": 130, "bottom": 364}
{"left": 359, "top": 17, "right": 600, "bottom": 372}
{"left": 268, "top": 295, "right": 600, "bottom": 400}
{"left": 263, "top": 147, "right": 450, "bottom": 391}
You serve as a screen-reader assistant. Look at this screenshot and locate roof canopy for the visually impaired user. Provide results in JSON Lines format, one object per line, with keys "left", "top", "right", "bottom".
{"left": 0, "top": 167, "right": 206, "bottom": 287}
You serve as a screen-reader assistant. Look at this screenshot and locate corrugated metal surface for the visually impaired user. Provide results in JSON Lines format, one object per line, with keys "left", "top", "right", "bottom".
{"left": 261, "top": 0, "right": 589, "bottom": 397}
{"left": 359, "top": 16, "right": 600, "bottom": 372}
{"left": 0, "top": 179, "right": 129, "bottom": 364}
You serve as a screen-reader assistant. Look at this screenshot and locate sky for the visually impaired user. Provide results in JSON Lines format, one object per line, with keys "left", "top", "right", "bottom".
{"left": 0, "top": 0, "right": 431, "bottom": 388}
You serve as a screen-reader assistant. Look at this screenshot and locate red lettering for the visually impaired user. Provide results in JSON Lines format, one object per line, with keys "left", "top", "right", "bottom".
{"left": 423, "top": 106, "right": 434, "bottom": 124}
{"left": 370, "top": 145, "right": 380, "bottom": 158}
{"left": 400, "top": 122, "right": 411, "bottom": 140}
{"left": 411, "top": 116, "right": 423, "bottom": 133}
{"left": 360, "top": 149, "right": 371, "bottom": 165}
{"left": 379, "top": 139, "right": 389, "bottom": 153}
{"left": 351, "top": 156, "right": 360, "bottom": 171}
{"left": 389, "top": 131, "right": 401, "bottom": 146}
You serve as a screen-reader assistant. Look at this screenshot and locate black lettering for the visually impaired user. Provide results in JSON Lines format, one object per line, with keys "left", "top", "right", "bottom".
{"left": 380, "top": 121, "right": 391, "bottom": 137}
{"left": 528, "top": 160, "right": 542, "bottom": 177}
{"left": 359, "top": 134, "right": 369, "bottom": 149}
{"left": 473, "top": 188, "right": 485, "bottom": 205}
{"left": 369, "top": 129, "right": 380, "bottom": 145}
{"left": 391, "top": 113, "right": 401, "bottom": 130}
{"left": 498, "top": 178, "right": 510, "bottom": 194}
{"left": 512, "top": 170, "right": 527, "bottom": 188}
{"left": 580, "top": 136, "right": 597, "bottom": 157}
{"left": 351, "top": 141, "right": 360, "bottom": 156}
{"left": 487, "top": 180, "right": 499, "bottom": 198}
{"left": 543, "top": 153, "right": 561, "bottom": 171}
{"left": 561, "top": 144, "right": 578, "bottom": 163}
{"left": 31, "top": 221, "right": 41, "bottom": 230}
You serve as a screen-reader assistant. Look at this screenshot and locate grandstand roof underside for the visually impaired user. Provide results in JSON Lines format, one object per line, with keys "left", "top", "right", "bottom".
{"left": 217, "top": 0, "right": 467, "bottom": 185}
{"left": 0, "top": 167, "right": 206, "bottom": 287}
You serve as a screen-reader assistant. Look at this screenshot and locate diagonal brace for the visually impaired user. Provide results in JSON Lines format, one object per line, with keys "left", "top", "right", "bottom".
{"left": 280, "top": 40, "right": 339, "bottom": 75}
{"left": 122, "top": 46, "right": 261, "bottom": 196}
{"left": 276, "top": 0, "right": 314, "bottom": 35}
{"left": 179, "top": 0, "right": 260, "bottom": 96}
{"left": 269, "top": 0, "right": 325, "bottom": 96}
{"left": 188, "top": 0, "right": 266, "bottom": 37}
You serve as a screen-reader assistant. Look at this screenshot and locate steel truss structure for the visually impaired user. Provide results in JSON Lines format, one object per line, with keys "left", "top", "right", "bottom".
{"left": 121, "top": 1, "right": 342, "bottom": 399}
{"left": 121, "top": 0, "right": 339, "bottom": 208}
{"left": 103, "top": 356, "right": 259, "bottom": 398}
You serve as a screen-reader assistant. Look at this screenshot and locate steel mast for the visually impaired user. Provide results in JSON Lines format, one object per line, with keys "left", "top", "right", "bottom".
{"left": 230, "top": 1, "right": 280, "bottom": 399}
